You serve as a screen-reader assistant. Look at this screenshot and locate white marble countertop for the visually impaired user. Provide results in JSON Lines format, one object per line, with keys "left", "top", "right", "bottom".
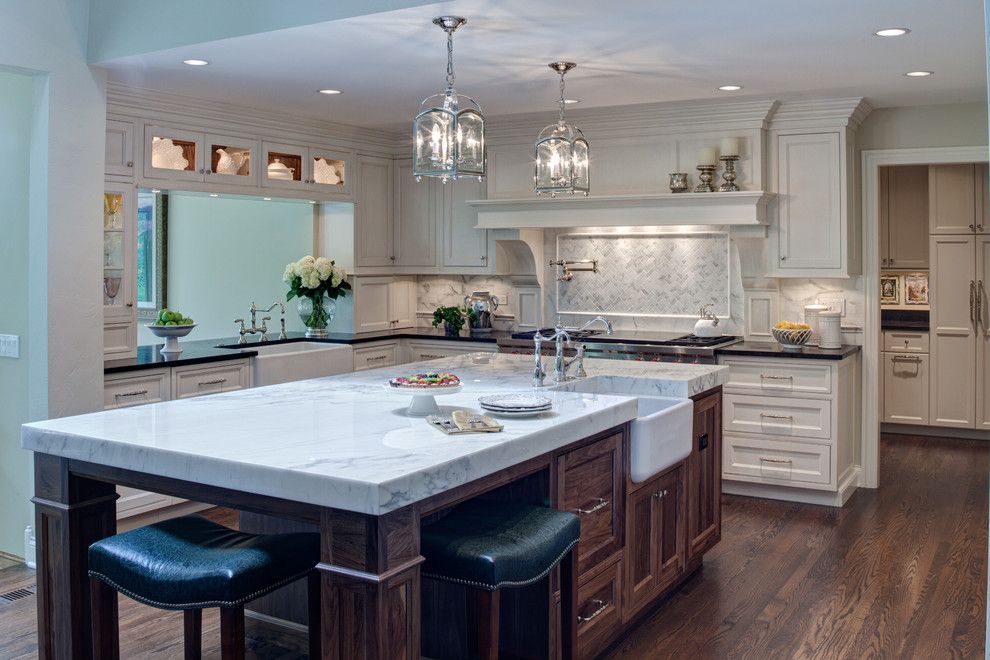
{"left": 22, "top": 354, "right": 726, "bottom": 515}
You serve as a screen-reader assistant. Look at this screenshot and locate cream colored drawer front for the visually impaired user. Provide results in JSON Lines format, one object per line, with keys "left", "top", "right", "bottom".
{"left": 882, "top": 330, "right": 929, "bottom": 354}
{"left": 723, "top": 434, "right": 831, "bottom": 486}
{"left": 406, "top": 341, "right": 497, "bottom": 362}
{"left": 104, "top": 370, "right": 170, "bottom": 409}
{"left": 721, "top": 358, "right": 831, "bottom": 396}
{"left": 353, "top": 343, "right": 398, "bottom": 371}
{"left": 724, "top": 393, "right": 832, "bottom": 440}
{"left": 172, "top": 361, "right": 251, "bottom": 400}
{"left": 116, "top": 486, "right": 171, "bottom": 519}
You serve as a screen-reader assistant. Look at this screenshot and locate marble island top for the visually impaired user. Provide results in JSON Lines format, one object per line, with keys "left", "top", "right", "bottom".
{"left": 23, "top": 354, "right": 726, "bottom": 516}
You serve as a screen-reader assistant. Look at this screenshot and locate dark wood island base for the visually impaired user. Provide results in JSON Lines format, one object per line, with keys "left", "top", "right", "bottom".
{"left": 32, "top": 387, "right": 722, "bottom": 659}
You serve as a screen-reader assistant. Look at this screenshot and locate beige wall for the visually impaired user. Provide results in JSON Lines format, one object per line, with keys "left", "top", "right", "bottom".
{"left": 858, "top": 102, "right": 988, "bottom": 151}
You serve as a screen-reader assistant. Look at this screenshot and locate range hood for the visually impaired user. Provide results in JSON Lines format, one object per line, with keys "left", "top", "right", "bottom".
{"left": 470, "top": 191, "right": 774, "bottom": 229}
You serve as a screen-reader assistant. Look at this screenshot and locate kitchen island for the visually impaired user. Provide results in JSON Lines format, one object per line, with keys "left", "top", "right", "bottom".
{"left": 23, "top": 353, "right": 726, "bottom": 659}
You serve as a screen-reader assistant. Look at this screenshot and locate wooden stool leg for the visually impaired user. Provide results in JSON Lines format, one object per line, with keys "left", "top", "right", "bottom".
{"left": 183, "top": 609, "right": 203, "bottom": 660}
{"left": 89, "top": 576, "right": 119, "bottom": 660}
{"left": 559, "top": 546, "right": 579, "bottom": 660}
{"left": 466, "top": 588, "right": 500, "bottom": 660}
{"left": 307, "top": 571, "right": 322, "bottom": 659}
{"left": 220, "top": 605, "right": 246, "bottom": 660}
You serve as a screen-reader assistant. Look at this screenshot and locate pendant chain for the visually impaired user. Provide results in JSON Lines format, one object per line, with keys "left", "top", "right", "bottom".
{"left": 558, "top": 71, "right": 567, "bottom": 125}
{"left": 445, "top": 29, "right": 456, "bottom": 90}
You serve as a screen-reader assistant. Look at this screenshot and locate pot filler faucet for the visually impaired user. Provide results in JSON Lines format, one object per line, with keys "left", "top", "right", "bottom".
{"left": 533, "top": 315, "right": 613, "bottom": 387}
{"left": 234, "top": 301, "right": 287, "bottom": 344}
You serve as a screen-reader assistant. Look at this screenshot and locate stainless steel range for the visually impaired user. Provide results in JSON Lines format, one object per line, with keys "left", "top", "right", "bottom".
{"left": 497, "top": 328, "right": 741, "bottom": 364}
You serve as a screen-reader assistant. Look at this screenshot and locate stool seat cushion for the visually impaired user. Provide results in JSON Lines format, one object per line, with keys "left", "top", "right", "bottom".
{"left": 421, "top": 500, "right": 580, "bottom": 591}
{"left": 88, "top": 515, "right": 319, "bottom": 610}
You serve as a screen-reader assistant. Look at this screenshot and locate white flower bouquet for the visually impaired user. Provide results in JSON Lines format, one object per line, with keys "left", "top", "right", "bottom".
{"left": 283, "top": 256, "right": 351, "bottom": 333}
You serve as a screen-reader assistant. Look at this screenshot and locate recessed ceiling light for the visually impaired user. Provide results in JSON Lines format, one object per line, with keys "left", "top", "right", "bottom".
{"left": 151, "top": 189, "right": 161, "bottom": 193}
{"left": 182, "top": 59, "right": 210, "bottom": 66}
{"left": 718, "top": 84, "right": 743, "bottom": 92}
{"left": 309, "top": 200, "right": 317, "bottom": 204}
{"left": 263, "top": 197, "right": 272, "bottom": 201}
{"left": 562, "top": 98, "right": 581, "bottom": 105}
{"left": 318, "top": 89, "right": 342, "bottom": 95}
{"left": 904, "top": 70, "right": 933, "bottom": 77}
{"left": 209, "top": 193, "right": 219, "bottom": 197}
{"left": 874, "top": 27, "right": 910, "bottom": 37}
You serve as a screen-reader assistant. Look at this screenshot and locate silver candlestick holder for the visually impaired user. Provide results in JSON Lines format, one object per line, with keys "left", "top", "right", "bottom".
{"left": 719, "top": 155, "right": 740, "bottom": 191}
{"left": 695, "top": 165, "right": 716, "bottom": 193}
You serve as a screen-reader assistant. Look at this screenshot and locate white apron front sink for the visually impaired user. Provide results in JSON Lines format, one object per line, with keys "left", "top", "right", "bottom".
{"left": 555, "top": 377, "right": 694, "bottom": 483}
{"left": 223, "top": 341, "right": 354, "bottom": 387}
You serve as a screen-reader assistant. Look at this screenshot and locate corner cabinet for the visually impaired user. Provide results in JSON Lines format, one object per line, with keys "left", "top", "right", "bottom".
{"left": 103, "top": 182, "right": 137, "bottom": 359}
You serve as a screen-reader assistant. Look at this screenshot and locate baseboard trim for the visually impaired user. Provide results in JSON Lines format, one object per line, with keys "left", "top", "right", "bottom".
{"left": 882, "top": 423, "right": 989, "bottom": 441}
{"left": 723, "top": 473, "right": 860, "bottom": 508}
{"left": 0, "top": 550, "right": 24, "bottom": 564}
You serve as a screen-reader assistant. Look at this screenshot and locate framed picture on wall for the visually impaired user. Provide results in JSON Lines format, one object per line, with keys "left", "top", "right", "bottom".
{"left": 904, "top": 272, "right": 929, "bottom": 306}
{"left": 880, "top": 275, "right": 900, "bottom": 305}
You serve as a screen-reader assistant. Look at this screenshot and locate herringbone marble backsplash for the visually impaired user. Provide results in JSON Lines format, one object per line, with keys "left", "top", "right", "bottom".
{"left": 556, "top": 233, "right": 730, "bottom": 317}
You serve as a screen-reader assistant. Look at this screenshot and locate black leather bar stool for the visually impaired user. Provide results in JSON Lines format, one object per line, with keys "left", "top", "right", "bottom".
{"left": 87, "top": 515, "right": 321, "bottom": 659}
{"left": 421, "top": 499, "right": 581, "bottom": 660}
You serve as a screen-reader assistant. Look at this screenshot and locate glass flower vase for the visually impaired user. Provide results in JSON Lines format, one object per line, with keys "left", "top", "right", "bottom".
{"left": 298, "top": 295, "right": 336, "bottom": 338}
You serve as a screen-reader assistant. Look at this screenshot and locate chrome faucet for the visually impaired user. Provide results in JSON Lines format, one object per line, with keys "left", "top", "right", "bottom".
{"left": 235, "top": 301, "right": 287, "bottom": 344}
{"left": 531, "top": 316, "right": 613, "bottom": 386}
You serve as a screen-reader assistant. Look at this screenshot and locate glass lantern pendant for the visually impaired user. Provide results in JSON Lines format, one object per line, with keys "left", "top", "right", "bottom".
{"left": 535, "top": 62, "right": 589, "bottom": 197}
{"left": 413, "top": 16, "right": 486, "bottom": 182}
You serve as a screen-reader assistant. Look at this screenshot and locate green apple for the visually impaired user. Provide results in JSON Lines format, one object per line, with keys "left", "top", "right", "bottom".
{"left": 158, "top": 309, "right": 170, "bottom": 323}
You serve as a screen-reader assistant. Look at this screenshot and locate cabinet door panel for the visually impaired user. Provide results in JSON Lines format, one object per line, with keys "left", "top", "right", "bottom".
{"left": 105, "top": 120, "right": 134, "bottom": 177}
{"left": 929, "top": 235, "right": 977, "bottom": 428}
{"left": 885, "top": 165, "right": 929, "bottom": 268}
{"left": 624, "top": 484, "right": 660, "bottom": 617}
{"left": 389, "top": 277, "right": 418, "bottom": 329}
{"left": 977, "top": 236, "right": 990, "bottom": 429}
{"left": 393, "top": 159, "right": 437, "bottom": 267}
{"left": 656, "top": 467, "right": 685, "bottom": 591}
{"left": 352, "top": 276, "right": 393, "bottom": 332}
{"left": 688, "top": 391, "right": 721, "bottom": 562}
{"left": 355, "top": 156, "right": 394, "bottom": 267}
{"left": 929, "top": 164, "right": 977, "bottom": 235}
{"left": 144, "top": 125, "right": 204, "bottom": 182}
{"left": 776, "top": 132, "right": 842, "bottom": 270}
{"left": 882, "top": 352, "right": 929, "bottom": 424}
{"left": 261, "top": 141, "right": 307, "bottom": 189}
{"left": 442, "top": 177, "right": 489, "bottom": 270}
{"left": 205, "top": 133, "right": 258, "bottom": 187}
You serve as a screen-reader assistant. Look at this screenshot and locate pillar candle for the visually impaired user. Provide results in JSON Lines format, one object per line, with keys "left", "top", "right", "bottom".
{"left": 720, "top": 137, "right": 740, "bottom": 157}
{"left": 697, "top": 147, "right": 717, "bottom": 166}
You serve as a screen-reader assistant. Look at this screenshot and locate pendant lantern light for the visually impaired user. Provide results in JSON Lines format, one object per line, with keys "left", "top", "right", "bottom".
{"left": 534, "top": 62, "right": 589, "bottom": 197}
{"left": 413, "top": 16, "right": 486, "bottom": 182}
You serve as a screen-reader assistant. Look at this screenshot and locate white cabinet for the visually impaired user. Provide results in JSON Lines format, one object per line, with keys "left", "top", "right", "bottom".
{"left": 104, "top": 369, "right": 170, "bottom": 410}
{"left": 352, "top": 341, "right": 400, "bottom": 371}
{"left": 355, "top": 155, "right": 395, "bottom": 267}
{"left": 103, "top": 181, "right": 137, "bottom": 358}
{"left": 978, "top": 235, "right": 990, "bottom": 430}
{"left": 882, "top": 352, "right": 929, "bottom": 425}
{"left": 929, "top": 235, "right": 978, "bottom": 428}
{"left": 171, "top": 361, "right": 252, "bottom": 400}
{"left": 261, "top": 140, "right": 352, "bottom": 196}
{"left": 351, "top": 276, "right": 417, "bottom": 332}
{"left": 718, "top": 354, "right": 860, "bottom": 506}
{"left": 880, "top": 165, "right": 929, "bottom": 269}
{"left": 442, "top": 176, "right": 490, "bottom": 271}
{"left": 405, "top": 339, "right": 497, "bottom": 363}
{"left": 929, "top": 164, "right": 978, "bottom": 235}
{"left": 393, "top": 159, "right": 438, "bottom": 267}
{"left": 105, "top": 119, "right": 135, "bottom": 178}
{"left": 144, "top": 125, "right": 261, "bottom": 187}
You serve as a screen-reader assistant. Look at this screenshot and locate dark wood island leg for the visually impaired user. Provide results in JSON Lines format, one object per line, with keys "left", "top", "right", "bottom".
{"left": 33, "top": 453, "right": 117, "bottom": 659}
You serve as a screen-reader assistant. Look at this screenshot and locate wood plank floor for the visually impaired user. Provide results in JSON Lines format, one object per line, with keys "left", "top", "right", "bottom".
{"left": 0, "top": 433, "right": 985, "bottom": 658}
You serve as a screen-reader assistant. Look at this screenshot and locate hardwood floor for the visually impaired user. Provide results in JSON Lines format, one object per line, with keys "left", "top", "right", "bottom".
{"left": 0, "top": 434, "right": 985, "bottom": 658}
{"left": 604, "top": 433, "right": 988, "bottom": 659}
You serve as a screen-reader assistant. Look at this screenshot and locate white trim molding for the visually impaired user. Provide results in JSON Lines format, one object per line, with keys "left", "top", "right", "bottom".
{"left": 860, "top": 145, "right": 989, "bottom": 489}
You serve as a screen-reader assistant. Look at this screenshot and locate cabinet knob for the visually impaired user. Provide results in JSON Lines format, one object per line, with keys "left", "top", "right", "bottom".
{"left": 125, "top": 302, "right": 133, "bottom": 308}
{"left": 126, "top": 161, "right": 133, "bottom": 168}
{"left": 480, "top": 255, "right": 486, "bottom": 261}
{"left": 389, "top": 256, "right": 396, "bottom": 261}
{"left": 970, "top": 224, "right": 977, "bottom": 232}
{"left": 780, "top": 255, "right": 786, "bottom": 261}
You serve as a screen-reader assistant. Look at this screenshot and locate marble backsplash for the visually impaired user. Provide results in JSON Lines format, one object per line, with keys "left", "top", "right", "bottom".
{"left": 417, "top": 275, "right": 518, "bottom": 330}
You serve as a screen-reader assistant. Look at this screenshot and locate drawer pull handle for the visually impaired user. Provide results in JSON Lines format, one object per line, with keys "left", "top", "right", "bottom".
{"left": 578, "top": 598, "right": 609, "bottom": 623}
{"left": 760, "top": 457, "right": 792, "bottom": 465}
{"left": 421, "top": 354, "right": 444, "bottom": 359}
{"left": 367, "top": 354, "right": 389, "bottom": 361}
{"left": 759, "top": 374, "right": 793, "bottom": 381}
{"left": 759, "top": 413, "right": 793, "bottom": 421}
{"left": 198, "top": 378, "right": 227, "bottom": 386}
{"left": 114, "top": 389, "right": 148, "bottom": 399}
{"left": 651, "top": 489, "right": 669, "bottom": 499}
{"left": 892, "top": 355, "right": 922, "bottom": 363}
{"left": 575, "top": 498, "right": 609, "bottom": 515}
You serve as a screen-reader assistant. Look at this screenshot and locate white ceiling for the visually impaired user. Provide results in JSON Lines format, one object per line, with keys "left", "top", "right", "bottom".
{"left": 101, "top": 0, "right": 988, "bottom": 130}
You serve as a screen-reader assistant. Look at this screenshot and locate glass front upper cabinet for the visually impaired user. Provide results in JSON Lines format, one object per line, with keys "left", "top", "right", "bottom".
{"left": 262, "top": 141, "right": 352, "bottom": 196}
{"left": 206, "top": 133, "right": 259, "bottom": 186}
{"left": 144, "top": 126, "right": 204, "bottom": 181}
{"left": 310, "top": 148, "right": 351, "bottom": 195}
{"left": 103, "top": 183, "right": 134, "bottom": 321}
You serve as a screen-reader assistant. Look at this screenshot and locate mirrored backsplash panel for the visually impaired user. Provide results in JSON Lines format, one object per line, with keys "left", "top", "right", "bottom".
{"left": 555, "top": 232, "right": 731, "bottom": 318}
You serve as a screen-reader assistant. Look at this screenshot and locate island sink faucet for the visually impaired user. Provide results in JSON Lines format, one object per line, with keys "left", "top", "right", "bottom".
{"left": 234, "top": 301, "right": 287, "bottom": 344}
{"left": 532, "top": 315, "right": 613, "bottom": 386}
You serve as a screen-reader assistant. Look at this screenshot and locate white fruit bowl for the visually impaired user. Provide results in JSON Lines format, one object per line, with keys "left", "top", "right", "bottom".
{"left": 147, "top": 324, "right": 196, "bottom": 355}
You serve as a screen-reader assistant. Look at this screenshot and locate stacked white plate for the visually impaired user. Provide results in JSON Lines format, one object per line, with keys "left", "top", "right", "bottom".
{"left": 478, "top": 393, "right": 553, "bottom": 418}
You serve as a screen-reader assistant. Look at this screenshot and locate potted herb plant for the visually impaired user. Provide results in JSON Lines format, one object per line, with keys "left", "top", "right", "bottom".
{"left": 432, "top": 306, "right": 477, "bottom": 337}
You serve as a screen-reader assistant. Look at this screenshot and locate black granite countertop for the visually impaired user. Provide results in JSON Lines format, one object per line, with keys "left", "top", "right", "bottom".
{"left": 105, "top": 329, "right": 513, "bottom": 374}
{"left": 716, "top": 342, "right": 861, "bottom": 360}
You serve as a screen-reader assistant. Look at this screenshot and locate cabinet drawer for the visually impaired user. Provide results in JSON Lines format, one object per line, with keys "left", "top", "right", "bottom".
{"left": 882, "top": 352, "right": 930, "bottom": 425}
{"left": 406, "top": 341, "right": 497, "bottom": 363}
{"left": 172, "top": 361, "right": 250, "bottom": 400}
{"left": 724, "top": 393, "right": 831, "bottom": 440}
{"left": 723, "top": 434, "right": 832, "bottom": 486}
{"left": 104, "top": 370, "right": 170, "bottom": 409}
{"left": 352, "top": 342, "right": 399, "bottom": 371}
{"left": 116, "top": 486, "right": 171, "bottom": 519}
{"left": 721, "top": 358, "right": 831, "bottom": 396}
{"left": 882, "top": 330, "right": 929, "bottom": 354}
{"left": 556, "top": 432, "right": 624, "bottom": 576}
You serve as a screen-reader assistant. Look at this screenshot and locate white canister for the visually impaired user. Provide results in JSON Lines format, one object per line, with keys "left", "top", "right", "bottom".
{"left": 818, "top": 311, "right": 842, "bottom": 349}
{"left": 803, "top": 302, "right": 830, "bottom": 346}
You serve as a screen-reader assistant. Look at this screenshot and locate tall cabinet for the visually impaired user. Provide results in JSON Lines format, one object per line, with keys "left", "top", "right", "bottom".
{"left": 928, "top": 163, "right": 989, "bottom": 429}
{"left": 103, "top": 119, "right": 138, "bottom": 360}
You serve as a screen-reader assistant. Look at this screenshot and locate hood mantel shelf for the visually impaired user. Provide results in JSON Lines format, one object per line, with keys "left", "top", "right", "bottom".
{"left": 470, "top": 191, "right": 775, "bottom": 229}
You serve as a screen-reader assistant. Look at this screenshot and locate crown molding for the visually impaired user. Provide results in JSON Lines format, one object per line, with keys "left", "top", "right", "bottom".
{"left": 768, "top": 97, "right": 873, "bottom": 132}
{"left": 106, "top": 82, "right": 401, "bottom": 153}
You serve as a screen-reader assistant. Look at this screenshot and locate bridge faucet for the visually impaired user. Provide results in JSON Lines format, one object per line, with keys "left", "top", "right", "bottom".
{"left": 235, "top": 301, "right": 287, "bottom": 343}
